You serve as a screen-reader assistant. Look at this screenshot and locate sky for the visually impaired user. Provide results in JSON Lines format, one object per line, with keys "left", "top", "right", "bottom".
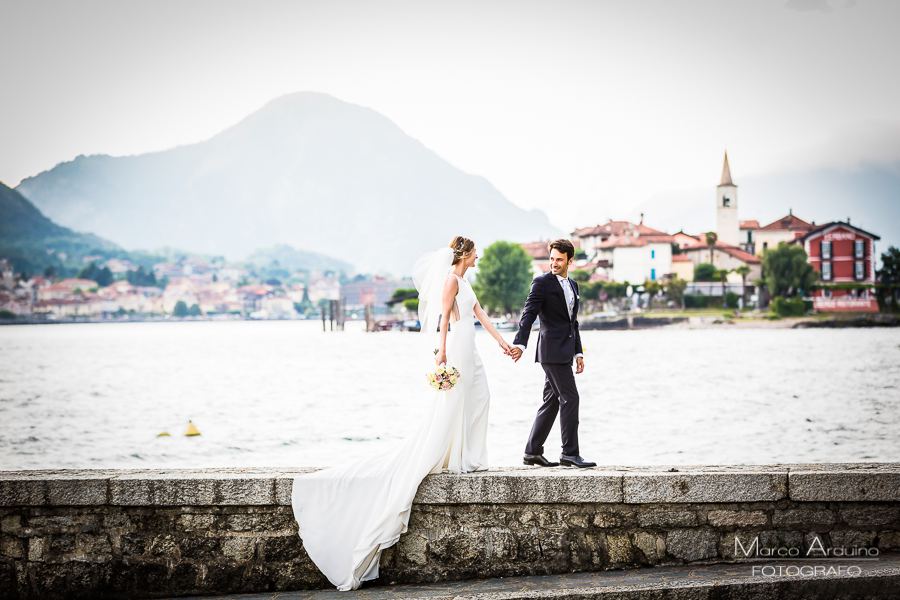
{"left": 2, "top": 0, "right": 899, "bottom": 232}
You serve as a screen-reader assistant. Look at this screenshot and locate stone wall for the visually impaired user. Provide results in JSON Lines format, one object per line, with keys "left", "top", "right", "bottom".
{"left": 2, "top": 464, "right": 899, "bottom": 599}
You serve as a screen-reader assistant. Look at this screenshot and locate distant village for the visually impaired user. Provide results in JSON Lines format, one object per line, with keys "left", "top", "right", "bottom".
{"left": 0, "top": 255, "right": 414, "bottom": 323}
{"left": 0, "top": 153, "right": 892, "bottom": 322}
{"left": 523, "top": 152, "right": 884, "bottom": 314}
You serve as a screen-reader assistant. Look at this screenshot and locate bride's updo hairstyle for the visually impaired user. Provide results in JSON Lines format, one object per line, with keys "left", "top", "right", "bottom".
{"left": 449, "top": 236, "right": 475, "bottom": 265}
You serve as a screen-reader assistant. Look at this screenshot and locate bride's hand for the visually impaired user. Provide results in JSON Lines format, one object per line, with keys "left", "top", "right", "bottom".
{"left": 498, "top": 340, "right": 511, "bottom": 355}
{"left": 435, "top": 349, "right": 447, "bottom": 366}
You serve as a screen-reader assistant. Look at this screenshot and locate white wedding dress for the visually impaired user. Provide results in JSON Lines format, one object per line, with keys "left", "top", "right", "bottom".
{"left": 291, "top": 262, "right": 490, "bottom": 591}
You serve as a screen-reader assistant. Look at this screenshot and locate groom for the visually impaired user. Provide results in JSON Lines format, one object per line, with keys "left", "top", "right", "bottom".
{"left": 509, "top": 239, "right": 596, "bottom": 468}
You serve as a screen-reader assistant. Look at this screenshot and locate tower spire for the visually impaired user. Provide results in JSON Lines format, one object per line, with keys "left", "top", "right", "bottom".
{"left": 719, "top": 151, "right": 734, "bottom": 186}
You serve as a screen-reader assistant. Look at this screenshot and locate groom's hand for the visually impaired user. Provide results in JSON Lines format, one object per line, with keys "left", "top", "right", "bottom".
{"left": 575, "top": 357, "right": 584, "bottom": 374}
{"left": 509, "top": 347, "right": 523, "bottom": 362}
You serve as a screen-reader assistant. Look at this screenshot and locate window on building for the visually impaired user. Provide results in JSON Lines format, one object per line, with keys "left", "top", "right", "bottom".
{"left": 855, "top": 261, "right": 864, "bottom": 280}
{"left": 651, "top": 250, "right": 655, "bottom": 259}
{"left": 821, "top": 241, "right": 832, "bottom": 259}
{"left": 763, "top": 242, "right": 768, "bottom": 252}
{"left": 650, "top": 269, "right": 656, "bottom": 281}
{"left": 822, "top": 262, "right": 833, "bottom": 281}
{"left": 723, "top": 197, "right": 731, "bottom": 207}
{"left": 823, "top": 288, "right": 832, "bottom": 299}
{"left": 854, "top": 240, "right": 865, "bottom": 259}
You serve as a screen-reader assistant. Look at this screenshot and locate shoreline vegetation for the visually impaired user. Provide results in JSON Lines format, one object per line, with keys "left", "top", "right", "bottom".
{"left": 2, "top": 311, "right": 896, "bottom": 329}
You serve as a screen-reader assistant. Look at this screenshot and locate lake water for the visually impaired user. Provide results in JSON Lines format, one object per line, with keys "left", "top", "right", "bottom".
{"left": 1, "top": 320, "right": 898, "bottom": 471}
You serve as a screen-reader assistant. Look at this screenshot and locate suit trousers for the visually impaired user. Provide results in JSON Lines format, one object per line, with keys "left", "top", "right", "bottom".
{"left": 524, "top": 362, "right": 580, "bottom": 457}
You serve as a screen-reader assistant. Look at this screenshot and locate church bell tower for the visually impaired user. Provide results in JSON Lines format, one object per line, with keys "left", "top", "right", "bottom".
{"left": 716, "top": 151, "right": 739, "bottom": 246}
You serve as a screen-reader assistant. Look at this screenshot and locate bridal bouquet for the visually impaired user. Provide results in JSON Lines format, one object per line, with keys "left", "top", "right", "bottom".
{"left": 427, "top": 365, "right": 461, "bottom": 391}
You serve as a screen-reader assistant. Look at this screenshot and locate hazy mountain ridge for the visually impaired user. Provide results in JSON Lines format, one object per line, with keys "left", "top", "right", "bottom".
{"left": 0, "top": 180, "right": 121, "bottom": 274}
{"left": 17, "top": 92, "right": 562, "bottom": 275}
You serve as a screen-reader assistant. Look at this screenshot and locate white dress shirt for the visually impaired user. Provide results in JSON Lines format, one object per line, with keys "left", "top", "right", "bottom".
{"left": 515, "top": 274, "right": 583, "bottom": 359}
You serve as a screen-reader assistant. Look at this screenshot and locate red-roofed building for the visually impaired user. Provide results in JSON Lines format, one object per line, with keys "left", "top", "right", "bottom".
{"left": 671, "top": 254, "right": 694, "bottom": 281}
{"left": 753, "top": 211, "right": 816, "bottom": 255}
{"left": 680, "top": 239, "right": 762, "bottom": 283}
{"left": 586, "top": 220, "right": 675, "bottom": 283}
{"left": 791, "top": 222, "right": 880, "bottom": 312}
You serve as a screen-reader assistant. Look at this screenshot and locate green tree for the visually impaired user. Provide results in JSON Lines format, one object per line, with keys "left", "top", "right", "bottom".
{"left": 762, "top": 242, "right": 816, "bottom": 298}
{"left": 570, "top": 269, "right": 591, "bottom": 283}
{"left": 602, "top": 281, "right": 627, "bottom": 299}
{"left": 716, "top": 268, "right": 730, "bottom": 298}
{"left": 665, "top": 277, "right": 688, "bottom": 310}
{"left": 188, "top": 304, "right": 202, "bottom": 316}
{"left": 77, "top": 262, "right": 113, "bottom": 287}
{"left": 876, "top": 246, "right": 900, "bottom": 312}
{"left": 126, "top": 266, "right": 157, "bottom": 287}
{"left": 694, "top": 263, "right": 716, "bottom": 282}
{"left": 43, "top": 265, "right": 56, "bottom": 279}
{"left": 643, "top": 280, "right": 661, "bottom": 311}
{"left": 734, "top": 265, "right": 752, "bottom": 306}
{"left": 172, "top": 300, "right": 188, "bottom": 317}
{"left": 471, "top": 241, "right": 534, "bottom": 314}
{"left": 705, "top": 231, "right": 718, "bottom": 264}
{"left": 403, "top": 298, "right": 420, "bottom": 311}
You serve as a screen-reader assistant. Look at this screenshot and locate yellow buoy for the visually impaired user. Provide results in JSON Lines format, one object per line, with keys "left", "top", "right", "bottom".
{"left": 156, "top": 432, "right": 171, "bottom": 437}
{"left": 184, "top": 421, "right": 201, "bottom": 436}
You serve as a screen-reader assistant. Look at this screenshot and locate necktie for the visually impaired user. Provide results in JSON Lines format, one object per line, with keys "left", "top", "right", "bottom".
{"left": 562, "top": 278, "right": 573, "bottom": 317}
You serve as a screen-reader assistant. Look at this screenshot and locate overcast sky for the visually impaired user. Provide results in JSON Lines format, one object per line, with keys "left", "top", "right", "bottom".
{"left": 2, "top": 0, "right": 899, "bottom": 231}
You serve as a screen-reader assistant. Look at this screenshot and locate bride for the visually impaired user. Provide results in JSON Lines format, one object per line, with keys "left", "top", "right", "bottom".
{"left": 291, "top": 235, "right": 513, "bottom": 591}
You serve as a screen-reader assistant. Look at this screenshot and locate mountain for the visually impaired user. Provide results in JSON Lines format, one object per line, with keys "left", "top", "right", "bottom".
{"left": 16, "top": 92, "right": 562, "bottom": 275}
{"left": 247, "top": 244, "right": 354, "bottom": 274}
{"left": 628, "top": 163, "right": 900, "bottom": 254}
{"left": 0, "top": 180, "right": 120, "bottom": 275}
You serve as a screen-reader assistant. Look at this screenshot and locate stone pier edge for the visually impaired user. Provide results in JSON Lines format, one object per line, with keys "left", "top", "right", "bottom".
{"left": 1, "top": 463, "right": 898, "bottom": 507}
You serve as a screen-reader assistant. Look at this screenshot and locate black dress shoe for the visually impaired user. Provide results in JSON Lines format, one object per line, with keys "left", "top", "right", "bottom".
{"left": 523, "top": 454, "right": 559, "bottom": 467}
{"left": 560, "top": 455, "right": 597, "bottom": 468}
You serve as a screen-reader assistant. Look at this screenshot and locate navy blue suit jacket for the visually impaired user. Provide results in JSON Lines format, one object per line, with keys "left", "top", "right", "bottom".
{"left": 513, "top": 272, "right": 583, "bottom": 364}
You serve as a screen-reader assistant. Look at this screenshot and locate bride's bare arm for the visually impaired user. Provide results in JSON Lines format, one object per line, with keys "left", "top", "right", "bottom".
{"left": 435, "top": 276, "right": 459, "bottom": 365}
{"left": 474, "top": 301, "right": 512, "bottom": 353}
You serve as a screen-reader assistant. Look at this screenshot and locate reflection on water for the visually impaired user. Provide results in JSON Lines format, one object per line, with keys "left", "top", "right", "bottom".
{"left": 1, "top": 320, "right": 898, "bottom": 470}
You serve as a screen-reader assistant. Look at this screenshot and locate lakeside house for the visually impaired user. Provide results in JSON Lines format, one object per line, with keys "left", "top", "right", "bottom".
{"left": 792, "top": 221, "right": 881, "bottom": 312}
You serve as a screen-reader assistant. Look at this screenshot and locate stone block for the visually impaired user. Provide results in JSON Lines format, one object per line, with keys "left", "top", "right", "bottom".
{"left": 592, "top": 510, "right": 631, "bottom": 528}
{"left": 102, "top": 513, "right": 131, "bottom": 528}
{"left": 829, "top": 530, "right": 876, "bottom": 549}
{"left": 605, "top": 532, "right": 637, "bottom": 563}
{"left": 773, "top": 508, "right": 835, "bottom": 527}
{"left": 0, "top": 474, "right": 109, "bottom": 506}
{"left": 178, "top": 513, "right": 216, "bottom": 532}
{"left": 637, "top": 508, "right": 699, "bottom": 528}
{"left": 109, "top": 474, "right": 275, "bottom": 506}
{"left": 0, "top": 515, "right": 22, "bottom": 534}
{"left": 878, "top": 530, "right": 900, "bottom": 552}
{"left": 1, "top": 535, "right": 25, "bottom": 559}
{"left": 276, "top": 476, "right": 294, "bottom": 505}
{"left": 708, "top": 510, "right": 767, "bottom": 528}
{"left": 789, "top": 470, "right": 900, "bottom": 501}
{"left": 665, "top": 528, "right": 718, "bottom": 561}
{"left": 78, "top": 533, "right": 112, "bottom": 555}
{"left": 624, "top": 471, "right": 787, "bottom": 503}
{"left": 28, "top": 536, "right": 44, "bottom": 561}
{"left": 222, "top": 536, "right": 257, "bottom": 560}
{"left": 840, "top": 506, "right": 900, "bottom": 527}
{"left": 216, "top": 477, "right": 275, "bottom": 505}
{"left": 759, "top": 529, "right": 804, "bottom": 551}
{"left": 397, "top": 532, "right": 428, "bottom": 565}
{"left": 47, "top": 479, "right": 107, "bottom": 506}
{"left": 633, "top": 531, "right": 659, "bottom": 563}
{"left": 413, "top": 470, "right": 623, "bottom": 504}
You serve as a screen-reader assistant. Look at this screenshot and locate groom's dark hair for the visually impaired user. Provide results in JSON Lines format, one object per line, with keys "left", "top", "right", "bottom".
{"left": 548, "top": 239, "right": 575, "bottom": 261}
